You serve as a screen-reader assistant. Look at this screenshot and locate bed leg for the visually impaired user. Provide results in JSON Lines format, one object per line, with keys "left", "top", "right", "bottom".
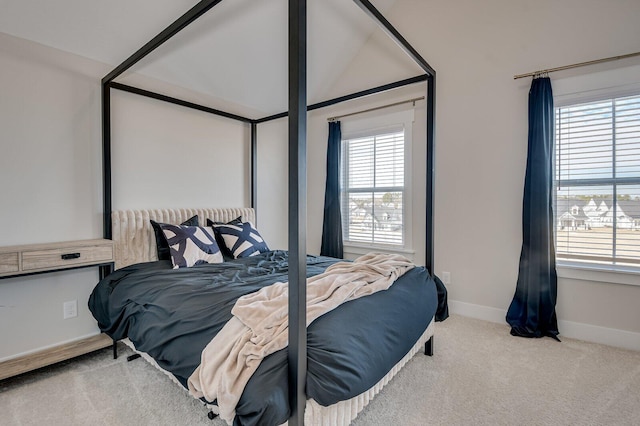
{"left": 425, "top": 336, "right": 434, "bottom": 356}
{"left": 207, "top": 411, "right": 218, "bottom": 420}
{"left": 112, "top": 340, "right": 118, "bottom": 359}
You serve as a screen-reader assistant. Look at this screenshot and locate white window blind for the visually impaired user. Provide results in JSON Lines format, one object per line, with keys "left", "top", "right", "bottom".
{"left": 341, "top": 127, "right": 405, "bottom": 246}
{"left": 555, "top": 94, "right": 640, "bottom": 268}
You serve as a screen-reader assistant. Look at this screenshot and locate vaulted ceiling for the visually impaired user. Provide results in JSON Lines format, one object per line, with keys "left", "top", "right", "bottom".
{"left": 0, "top": 0, "right": 423, "bottom": 117}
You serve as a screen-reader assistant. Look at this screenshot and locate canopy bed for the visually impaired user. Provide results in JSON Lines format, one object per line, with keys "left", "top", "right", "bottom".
{"left": 94, "top": 1, "right": 439, "bottom": 425}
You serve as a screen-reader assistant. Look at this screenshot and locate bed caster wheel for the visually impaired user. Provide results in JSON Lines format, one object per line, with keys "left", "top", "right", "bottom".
{"left": 126, "top": 353, "right": 141, "bottom": 362}
{"left": 208, "top": 411, "right": 218, "bottom": 420}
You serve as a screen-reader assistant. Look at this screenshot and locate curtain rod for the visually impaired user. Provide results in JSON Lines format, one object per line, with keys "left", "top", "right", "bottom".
{"left": 513, "top": 51, "right": 640, "bottom": 80}
{"left": 327, "top": 96, "right": 424, "bottom": 122}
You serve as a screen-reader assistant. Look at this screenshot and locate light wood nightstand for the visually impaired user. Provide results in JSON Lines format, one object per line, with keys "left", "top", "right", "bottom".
{"left": 0, "top": 239, "right": 114, "bottom": 279}
{"left": 0, "top": 238, "right": 115, "bottom": 380}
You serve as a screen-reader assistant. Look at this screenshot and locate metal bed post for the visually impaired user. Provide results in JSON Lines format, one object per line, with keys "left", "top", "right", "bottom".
{"left": 251, "top": 122, "right": 258, "bottom": 215}
{"left": 426, "top": 75, "right": 436, "bottom": 275}
{"left": 288, "top": 0, "right": 307, "bottom": 424}
{"left": 102, "top": 82, "right": 112, "bottom": 241}
{"left": 102, "top": 81, "right": 119, "bottom": 361}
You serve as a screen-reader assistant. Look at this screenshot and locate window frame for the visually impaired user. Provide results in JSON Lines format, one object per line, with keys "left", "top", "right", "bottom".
{"left": 553, "top": 86, "right": 640, "bottom": 284}
{"left": 340, "top": 109, "right": 414, "bottom": 255}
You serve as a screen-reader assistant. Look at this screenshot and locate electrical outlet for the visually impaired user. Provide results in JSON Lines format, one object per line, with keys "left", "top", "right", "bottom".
{"left": 442, "top": 271, "right": 451, "bottom": 286}
{"left": 63, "top": 300, "right": 77, "bottom": 319}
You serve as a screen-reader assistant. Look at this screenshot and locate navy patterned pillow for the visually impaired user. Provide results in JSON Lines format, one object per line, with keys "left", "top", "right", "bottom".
{"left": 207, "top": 217, "right": 242, "bottom": 260}
{"left": 212, "top": 221, "right": 270, "bottom": 259}
{"left": 160, "top": 224, "right": 223, "bottom": 268}
{"left": 151, "top": 215, "right": 199, "bottom": 261}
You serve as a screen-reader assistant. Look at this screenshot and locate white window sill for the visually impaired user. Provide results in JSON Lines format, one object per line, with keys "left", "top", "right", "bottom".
{"left": 557, "top": 262, "right": 640, "bottom": 287}
{"left": 344, "top": 243, "right": 415, "bottom": 259}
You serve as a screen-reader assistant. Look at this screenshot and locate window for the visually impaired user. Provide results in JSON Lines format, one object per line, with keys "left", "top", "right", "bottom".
{"left": 341, "top": 124, "right": 407, "bottom": 248}
{"left": 555, "top": 93, "right": 640, "bottom": 270}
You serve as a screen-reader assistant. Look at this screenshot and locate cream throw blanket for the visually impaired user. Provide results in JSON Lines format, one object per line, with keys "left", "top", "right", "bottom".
{"left": 187, "top": 252, "right": 415, "bottom": 423}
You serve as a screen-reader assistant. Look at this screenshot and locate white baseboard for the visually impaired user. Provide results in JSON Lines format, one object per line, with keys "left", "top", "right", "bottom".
{"left": 556, "top": 320, "right": 640, "bottom": 352}
{"left": 448, "top": 300, "right": 507, "bottom": 324}
{"left": 448, "top": 299, "right": 640, "bottom": 352}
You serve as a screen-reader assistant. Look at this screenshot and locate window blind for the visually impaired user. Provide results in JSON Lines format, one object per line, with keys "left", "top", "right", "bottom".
{"left": 341, "top": 128, "right": 405, "bottom": 246}
{"left": 555, "top": 94, "right": 640, "bottom": 267}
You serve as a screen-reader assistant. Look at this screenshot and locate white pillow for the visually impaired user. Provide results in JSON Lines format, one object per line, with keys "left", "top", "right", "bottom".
{"left": 160, "top": 224, "right": 223, "bottom": 268}
{"left": 212, "top": 221, "right": 270, "bottom": 259}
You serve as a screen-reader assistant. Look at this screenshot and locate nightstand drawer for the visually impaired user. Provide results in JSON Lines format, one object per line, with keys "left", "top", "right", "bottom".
{"left": 0, "top": 252, "right": 19, "bottom": 275}
{"left": 22, "top": 243, "right": 113, "bottom": 272}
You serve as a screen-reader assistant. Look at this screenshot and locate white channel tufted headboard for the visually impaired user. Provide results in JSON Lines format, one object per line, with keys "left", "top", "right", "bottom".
{"left": 111, "top": 207, "right": 256, "bottom": 270}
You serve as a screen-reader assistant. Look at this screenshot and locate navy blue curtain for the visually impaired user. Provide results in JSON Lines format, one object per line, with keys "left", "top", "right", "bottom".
{"left": 506, "top": 77, "right": 560, "bottom": 340}
{"left": 321, "top": 121, "right": 344, "bottom": 258}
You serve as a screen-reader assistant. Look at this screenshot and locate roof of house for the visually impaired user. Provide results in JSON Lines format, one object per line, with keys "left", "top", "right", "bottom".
{"left": 617, "top": 200, "right": 640, "bottom": 218}
{"left": 556, "top": 197, "right": 640, "bottom": 219}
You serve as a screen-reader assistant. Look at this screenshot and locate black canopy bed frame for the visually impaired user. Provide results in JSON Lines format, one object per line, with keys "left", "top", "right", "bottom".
{"left": 100, "top": 1, "right": 436, "bottom": 424}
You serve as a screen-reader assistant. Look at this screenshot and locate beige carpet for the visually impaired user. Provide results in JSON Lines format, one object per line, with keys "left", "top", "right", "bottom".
{"left": 1, "top": 315, "right": 639, "bottom": 425}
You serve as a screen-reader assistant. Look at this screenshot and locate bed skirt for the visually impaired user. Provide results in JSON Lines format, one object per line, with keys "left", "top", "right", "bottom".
{"left": 122, "top": 319, "right": 434, "bottom": 425}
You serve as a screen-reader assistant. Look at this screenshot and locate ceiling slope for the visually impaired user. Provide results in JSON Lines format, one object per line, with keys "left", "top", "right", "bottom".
{"left": 0, "top": 0, "right": 423, "bottom": 116}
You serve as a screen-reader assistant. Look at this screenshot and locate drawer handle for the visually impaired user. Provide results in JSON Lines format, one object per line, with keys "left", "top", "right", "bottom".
{"left": 61, "top": 253, "right": 81, "bottom": 260}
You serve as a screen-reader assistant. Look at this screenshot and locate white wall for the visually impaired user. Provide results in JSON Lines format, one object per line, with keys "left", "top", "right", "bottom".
{"left": 110, "top": 90, "right": 249, "bottom": 211}
{"left": 256, "top": 83, "right": 427, "bottom": 262}
{"left": 2, "top": 0, "right": 640, "bottom": 360}
{"left": 374, "top": 0, "right": 640, "bottom": 347}
{"left": 0, "top": 32, "right": 249, "bottom": 361}
{"left": 255, "top": 118, "right": 288, "bottom": 249}
{"left": 0, "top": 34, "right": 105, "bottom": 360}
{"left": 259, "top": 0, "right": 640, "bottom": 350}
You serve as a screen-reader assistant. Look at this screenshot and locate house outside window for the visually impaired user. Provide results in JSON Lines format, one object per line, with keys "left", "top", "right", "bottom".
{"left": 554, "top": 93, "right": 640, "bottom": 270}
{"left": 340, "top": 109, "right": 414, "bottom": 252}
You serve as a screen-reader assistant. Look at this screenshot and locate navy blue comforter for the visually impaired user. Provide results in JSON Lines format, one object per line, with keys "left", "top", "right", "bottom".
{"left": 89, "top": 250, "right": 440, "bottom": 426}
